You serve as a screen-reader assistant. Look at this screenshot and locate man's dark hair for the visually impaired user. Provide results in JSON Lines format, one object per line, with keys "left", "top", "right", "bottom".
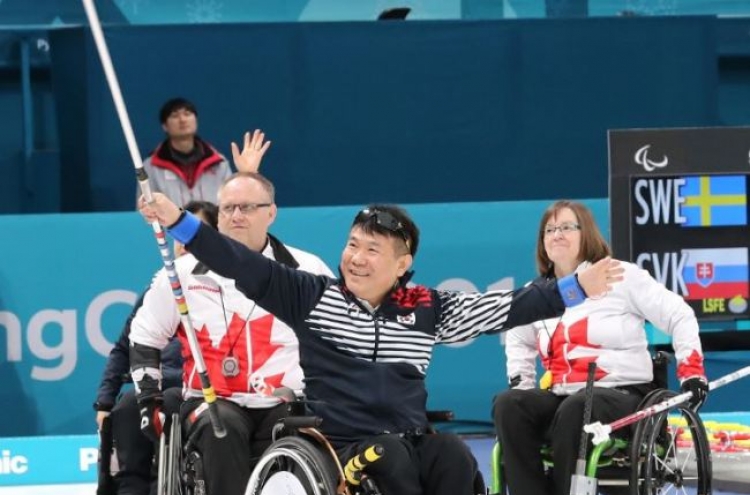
{"left": 184, "top": 200, "right": 218, "bottom": 229}
{"left": 352, "top": 204, "right": 420, "bottom": 257}
{"left": 159, "top": 97, "right": 197, "bottom": 124}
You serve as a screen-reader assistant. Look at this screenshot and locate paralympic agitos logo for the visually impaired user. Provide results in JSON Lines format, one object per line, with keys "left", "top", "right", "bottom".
{"left": 634, "top": 144, "right": 669, "bottom": 172}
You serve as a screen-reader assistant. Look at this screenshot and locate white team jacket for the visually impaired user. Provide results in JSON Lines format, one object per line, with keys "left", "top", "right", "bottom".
{"left": 506, "top": 261, "right": 705, "bottom": 395}
{"left": 130, "top": 240, "right": 333, "bottom": 408}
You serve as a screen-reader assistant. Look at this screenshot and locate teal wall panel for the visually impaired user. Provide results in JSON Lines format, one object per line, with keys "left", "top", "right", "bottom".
{"left": 45, "top": 18, "right": 718, "bottom": 211}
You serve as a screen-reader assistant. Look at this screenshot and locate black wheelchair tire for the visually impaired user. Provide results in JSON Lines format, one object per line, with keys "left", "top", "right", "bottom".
{"left": 156, "top": 413, "right": 185, "bottom": 495}
{"left": 245, "top": 435, "right": 339, "bottom": 495}
{"left": 629, "top": 391, "right": 712, "bottom": 495}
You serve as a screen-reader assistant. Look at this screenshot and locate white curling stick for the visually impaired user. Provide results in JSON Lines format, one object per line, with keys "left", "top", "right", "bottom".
{"left": 584, "top": 365, "right": 750, "bottom": 446}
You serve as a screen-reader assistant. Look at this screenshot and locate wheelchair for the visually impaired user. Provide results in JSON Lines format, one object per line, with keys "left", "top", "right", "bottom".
{"left": 154, "top": 408, "right": 486, "bottom": 495}
{"left": 489, "top": 352, "right": 713, "bottom": 495}
{"left": 97, "top": 387, "right": 184, "bottom": 495}
{"left": 246, "top": 407, "right": 488, "bottom": 495}
{"left": 155, "top": 412, "right": 206, "bottom": 495}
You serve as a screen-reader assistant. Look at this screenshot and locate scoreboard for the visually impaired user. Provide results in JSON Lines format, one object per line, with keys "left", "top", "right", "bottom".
{"left": 609, "top": 127, "right": 750, "bottom": 324}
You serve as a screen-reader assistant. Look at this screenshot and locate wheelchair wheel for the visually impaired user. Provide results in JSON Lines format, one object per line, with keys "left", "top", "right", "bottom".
{"left": 245, "top": 435, "right": 339, "bottom": 495}
{"left": 629, "top": 391, "right": 712, "bottom": 495}
{"left": 473, "top": 468, "right": 487, "bottom": 495}
{"left": 157, "top": 413, "right": 184, "bottom": 495}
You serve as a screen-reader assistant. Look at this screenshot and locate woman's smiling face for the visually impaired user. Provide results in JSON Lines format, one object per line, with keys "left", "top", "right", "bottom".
{"left": 543, "top": 207, "right": 582, "bottom": 274}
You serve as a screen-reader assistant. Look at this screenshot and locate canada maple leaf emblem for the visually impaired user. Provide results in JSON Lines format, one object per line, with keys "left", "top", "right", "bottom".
{"left": 182, "top": 312, "right": 285, "bottom": 392}
{"left": 545, "top": 317, "right": 607, "bottom": 384}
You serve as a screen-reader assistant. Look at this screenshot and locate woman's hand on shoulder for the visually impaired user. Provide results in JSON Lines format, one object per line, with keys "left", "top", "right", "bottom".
{"left": 577, "top": 257, "right": 624, "bottom": 298}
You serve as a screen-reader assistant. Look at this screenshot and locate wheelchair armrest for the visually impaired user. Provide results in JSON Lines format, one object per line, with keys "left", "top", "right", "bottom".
{"left": 426, "top": 410, "right": 455, "bottom": 422}
{"left": 282, "top": 416, "right": 323, "bottom": 429}
{"left": 651, "top": 351, "right": 672, "bottom": 390}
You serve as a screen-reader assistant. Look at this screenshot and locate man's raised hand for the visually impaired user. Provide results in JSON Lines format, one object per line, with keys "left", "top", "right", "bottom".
{"left": 231, "top": 129, "right": 271, "bottom": 173}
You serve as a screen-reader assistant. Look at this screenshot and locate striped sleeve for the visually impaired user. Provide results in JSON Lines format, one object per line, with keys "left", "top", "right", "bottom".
{"left": 435, "top": 290, "right": 513, "bottom": 343}
{"left": 436, "top": 278, "right": 565, "bottom": 343}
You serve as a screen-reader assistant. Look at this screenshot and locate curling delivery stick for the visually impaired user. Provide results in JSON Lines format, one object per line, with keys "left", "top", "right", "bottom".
{"left": 585, "top": 365, "right": 750, "bottom": 446}
{"left": 570, "top": 362, "right": 599, "bottom": 495}
{"left": 81, "top": 0, "right": 225, "bottom": 440}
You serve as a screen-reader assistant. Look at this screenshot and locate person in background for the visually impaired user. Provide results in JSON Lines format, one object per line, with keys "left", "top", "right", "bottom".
{"left": 492, "top": 199, "right": 708, "bottom": 495}
{"left": 137, "top": 194, "right": 623, "bottom": 495}
{"left": 138, "top": 96, "right": 270, "bottom": 205}
{"left": 130, "top": 172, "right": 334, "bottom": 495}
{"left": 95, "top": 200, "right": 218, "bottom": 495}
{"left": 172, "top": 200, "right": 218, "bottom": 257}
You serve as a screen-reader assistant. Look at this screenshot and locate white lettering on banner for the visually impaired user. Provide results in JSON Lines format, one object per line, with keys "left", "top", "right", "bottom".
{"left": 436, "top": 277, "right": 515, "bottom": 348}
{"left": 28, "top": 309, "right": 77, "bottom": 381}
{"left": 636, "top": 252, "right": 688, "bottom": 295}
{"left": 633, "top": 178, "right": 687, "bottom": 225}
{"left": 79, "top": 448, "right": 98, "bottom": 471}
{"left": 86, "top": 290, "right": 137, "bottom": 356}
{"left": 0, "top": 289, "right": 137, "bottom": 381}
{"left": 437, "top": 278, "right": 482, "bottom": 293}
{"left": 0, "top": 312, "right": 22, "bottom": 361}
{"left": 0, "top": 450, "right": 28, "bottom": 475}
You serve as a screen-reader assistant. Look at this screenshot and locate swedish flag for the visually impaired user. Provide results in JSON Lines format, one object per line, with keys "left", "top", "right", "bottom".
{"left": 680, "top": 175, "right": 747, "bottom": 227}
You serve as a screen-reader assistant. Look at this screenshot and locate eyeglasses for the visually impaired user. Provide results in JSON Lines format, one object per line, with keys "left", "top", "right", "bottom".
{"left": 355, "top": 208, "right": 412, "bottom": 252}
{"left": 543, "top": 222, "right": 581, "bottom": 236}
{"left": 219, "top": 203, "right": 272, "bottom": 216}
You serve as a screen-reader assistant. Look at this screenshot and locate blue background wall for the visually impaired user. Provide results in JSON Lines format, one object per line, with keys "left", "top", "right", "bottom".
{"left": 2, "top": 2, "right": 750, "bottom": 214}
{"left": 49, "top": 17, "right": 718, "bottom": 212}
{"left": 1, "top": 0, "right": 747, "bottom": 25}
{"left": 5, "top": 14, "right": 750, "bottom": 213}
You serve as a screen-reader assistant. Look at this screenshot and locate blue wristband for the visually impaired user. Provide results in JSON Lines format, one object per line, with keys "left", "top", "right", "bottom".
{"left": 168, "top": 211, "right": 201, "bottom": 244}
{"left": 557, "top": 273, "right": 586, "bottom": 307}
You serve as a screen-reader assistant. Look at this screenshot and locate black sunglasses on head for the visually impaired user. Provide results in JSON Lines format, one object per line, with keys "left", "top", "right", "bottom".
{"left": 355, "top": 208, "right": 411, "bottom": 251}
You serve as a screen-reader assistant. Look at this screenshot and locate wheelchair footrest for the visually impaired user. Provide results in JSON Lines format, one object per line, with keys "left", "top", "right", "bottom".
{"left": 570, "top": 473, "right": 598, "bottom": 495}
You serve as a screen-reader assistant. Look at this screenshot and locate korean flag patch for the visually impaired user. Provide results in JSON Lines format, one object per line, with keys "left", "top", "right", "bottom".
{"left": 397, "top": 313, "right": 416, "bottom": 325}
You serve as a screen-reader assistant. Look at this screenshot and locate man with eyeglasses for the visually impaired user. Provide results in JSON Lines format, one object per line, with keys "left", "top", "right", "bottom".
{"left": 130, "top": 172, "right": 333, "bottom": 495}
{"left": 138, "top": 197, "right": 623, "bottom": 495}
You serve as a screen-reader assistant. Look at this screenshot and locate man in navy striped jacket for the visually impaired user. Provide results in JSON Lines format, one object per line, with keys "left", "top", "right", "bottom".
{"left": 138, "top": 195, "right": 622, "bottom": 495}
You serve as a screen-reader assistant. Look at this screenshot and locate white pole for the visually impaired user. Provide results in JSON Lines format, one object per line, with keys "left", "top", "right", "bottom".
{"left": 81, "top": 0, "right": 225, "bottom": 438}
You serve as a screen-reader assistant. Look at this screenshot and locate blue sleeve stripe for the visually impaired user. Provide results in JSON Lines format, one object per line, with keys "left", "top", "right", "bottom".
{"left": 557, "top": 274, "right": 586, "bottom": 307}
{"left": 168, "top": 211, "right": 201, "bottom": 244}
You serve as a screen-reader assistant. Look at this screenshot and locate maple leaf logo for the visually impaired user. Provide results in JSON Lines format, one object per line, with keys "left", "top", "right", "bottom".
{"left": 546, "top": 317, "right": 607, "bottom": 385}
{"left": 179, "top": 313, "right": 285, "bottom": 394}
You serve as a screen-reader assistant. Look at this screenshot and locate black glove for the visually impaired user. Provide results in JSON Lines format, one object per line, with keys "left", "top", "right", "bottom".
{"left": 508, "top": 375, "right": 522, "bottom": 389}
{"left": 680, "top": 377, "right": 709, "bottom": 411}
{"left": 138, "top": 398, "right": 165, "bottom": 442}
{"left": 135, "top": 373, "right": 165, "bottom": 442}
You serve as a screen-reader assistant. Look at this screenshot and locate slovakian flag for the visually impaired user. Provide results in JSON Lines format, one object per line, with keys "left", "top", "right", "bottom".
{"left": 682, "top": 247, "right": 749, "bottom": 300}
{"left": 680, "top": 175, "right": 747, "bottom": 227}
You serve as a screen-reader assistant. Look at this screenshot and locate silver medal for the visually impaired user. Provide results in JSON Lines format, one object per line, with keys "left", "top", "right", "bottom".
{"left": 221, "top": 356, "right": 240, "bottom": 377}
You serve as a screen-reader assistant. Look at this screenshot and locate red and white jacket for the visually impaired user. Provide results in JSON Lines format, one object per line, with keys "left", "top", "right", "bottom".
{"left": 130, "top": 238, "right": 333, "bottom": 408}
{"left": 506, "top": 261, "right": 705, "bottom": 395}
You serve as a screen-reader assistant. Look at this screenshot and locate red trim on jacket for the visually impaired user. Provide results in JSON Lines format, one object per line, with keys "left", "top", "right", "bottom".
{"left": 676, "top": 349, "right": 705, "bottom": 380}
{"left": 149, "top": 137, "right": 224, "bottom": 189}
